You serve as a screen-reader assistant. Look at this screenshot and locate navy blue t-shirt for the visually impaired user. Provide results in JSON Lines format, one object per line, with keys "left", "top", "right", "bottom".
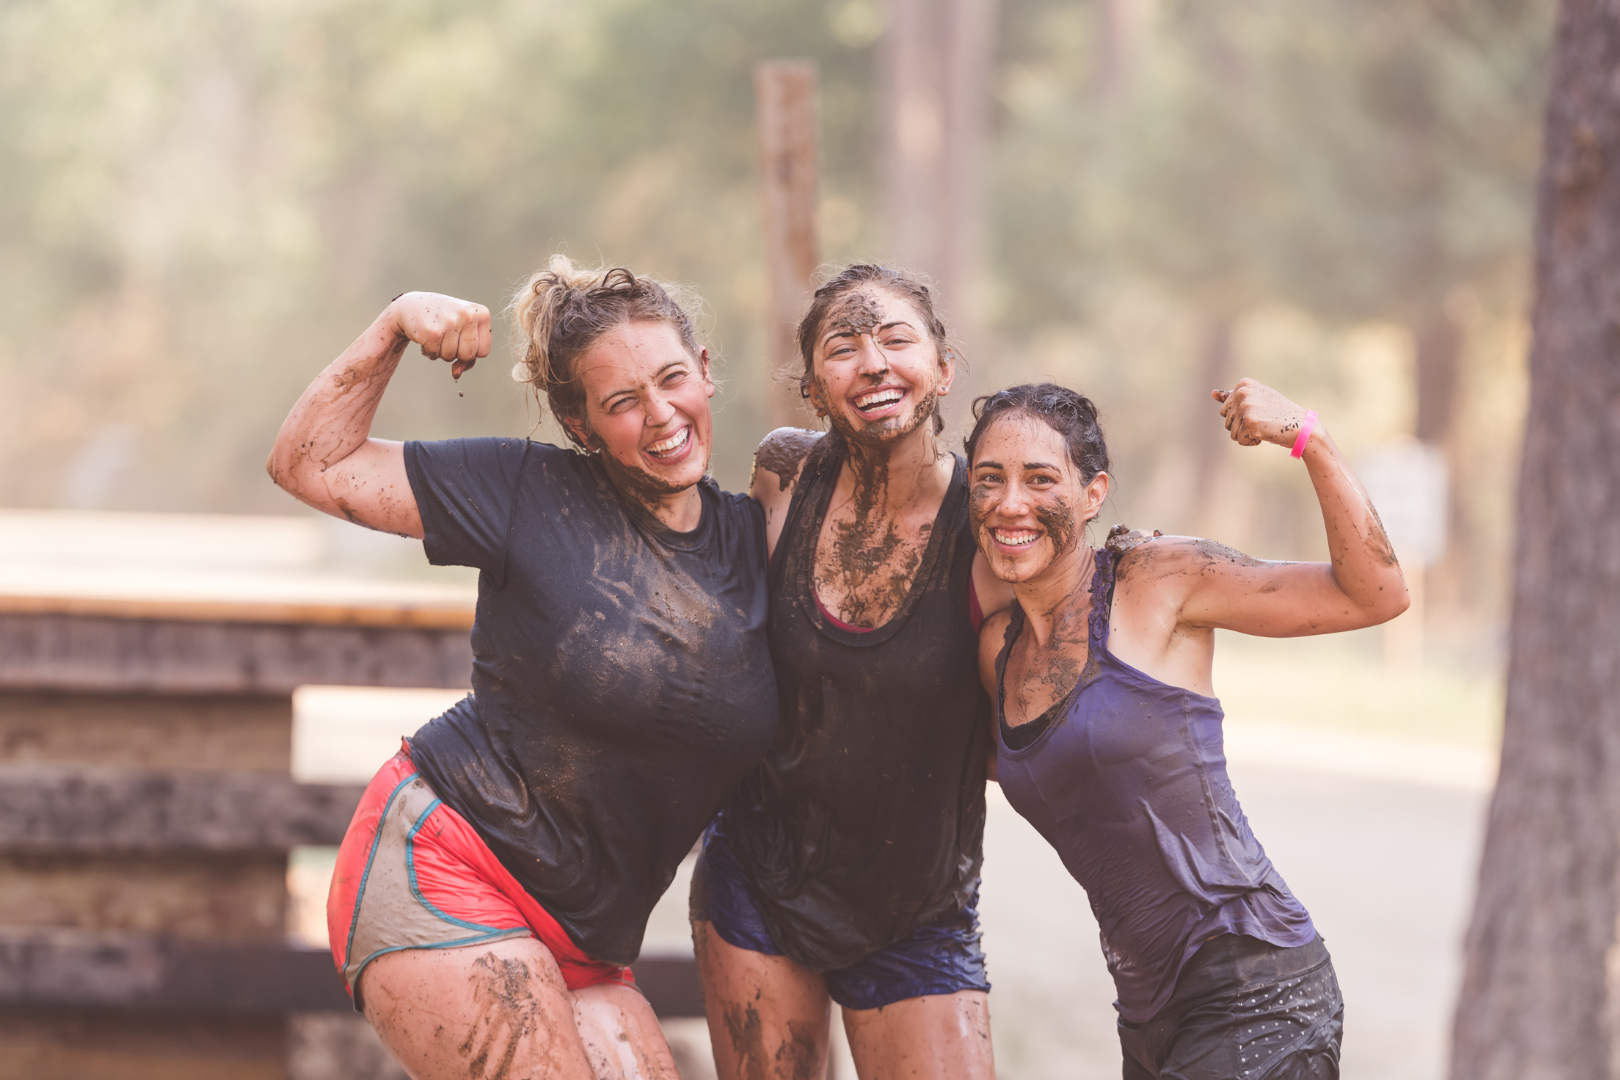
{"left": 403, "top": 438, "right": 778, "bottom": 964}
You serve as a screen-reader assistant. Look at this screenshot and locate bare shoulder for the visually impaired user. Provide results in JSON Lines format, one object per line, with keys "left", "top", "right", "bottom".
{"left": 1113, "top": 537, "right": 1272, "bottom": 611}
{"left": 750, "top": 427, "right": 824, "bottom": 499}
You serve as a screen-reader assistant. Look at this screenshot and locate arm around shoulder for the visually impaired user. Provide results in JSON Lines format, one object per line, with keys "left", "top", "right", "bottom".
{"left": 750, "top": 427, "right": 823, "bottom": 560}
{"left": 978, "top": 607, "right": 1014, "bottom": 783}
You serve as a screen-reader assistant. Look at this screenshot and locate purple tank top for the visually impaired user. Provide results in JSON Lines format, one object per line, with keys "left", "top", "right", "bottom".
{"left": 993, "top": 547, "right": 1316, "bottom": 1023}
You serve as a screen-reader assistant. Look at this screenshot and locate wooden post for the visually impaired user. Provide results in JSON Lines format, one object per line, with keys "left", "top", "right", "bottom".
{"left": 754, "top": 60, "right": 820, "bottom": 430}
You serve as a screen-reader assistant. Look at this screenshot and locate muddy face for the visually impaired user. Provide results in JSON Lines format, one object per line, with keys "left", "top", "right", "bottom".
{"left": 806, "top": 290, "right": 950, "bottom": 448}
{"left": 568, "top": 321, "right": 716, "bottom": 516}
{"left": 969, "top": 413, "right": 1105, "bottom": 585}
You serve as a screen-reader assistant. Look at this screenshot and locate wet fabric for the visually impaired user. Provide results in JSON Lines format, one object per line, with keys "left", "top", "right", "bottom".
{"left": 993, "top": 547, "right": 1316, "bottom": 1023}
{"left": 1117, "top": 934, "right": 1343, "bottom": 1079}
{"left": 721, "top": 433, "right": 991, "bottom": 972}
{"left": 402, "top": 438, "right": 778, "bottom": 965}
{"left": 690, "top": 820, "right": 990, "bottom": 1010}
{"left": 329, "top": 747, "right": 633, "bottom": 1013}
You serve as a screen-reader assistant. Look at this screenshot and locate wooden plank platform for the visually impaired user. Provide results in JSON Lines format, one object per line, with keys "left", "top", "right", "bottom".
{"left": 0, "top": 546, "right": 703, "bottom": 1080}
{"left": 0, "top": 930, "right": 704, "bottom": 1018}
{"left": 0, "top": 766, "right": 364, "bottom": 852}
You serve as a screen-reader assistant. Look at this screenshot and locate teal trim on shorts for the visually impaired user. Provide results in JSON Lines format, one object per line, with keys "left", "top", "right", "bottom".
{"left": 342, "top": 772, "right": 418, "bottom": 974}
{"left": 352, "top": 927, "right": 533, "bottom": 998}
{"left": 405, "top": 797, "right": 517, "bottom": 934}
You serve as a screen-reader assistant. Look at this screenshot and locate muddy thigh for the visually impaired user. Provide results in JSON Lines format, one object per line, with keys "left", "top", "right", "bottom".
{"left": 360, "top": 937, "right": 611, "bottom": 1080}
{"left": 693, "top": 920, "right": 832, "bottom": 1080}
{"left": 842, "top": 991, "right": 994, "bottom": 1080}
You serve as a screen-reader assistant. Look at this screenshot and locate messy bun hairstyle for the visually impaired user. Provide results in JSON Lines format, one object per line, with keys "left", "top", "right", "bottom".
{"left": 965, "top": 382, "right": 1111, "bottom": 489}
{"left": 509, "top": 255, "right": 704, "bottom": 449}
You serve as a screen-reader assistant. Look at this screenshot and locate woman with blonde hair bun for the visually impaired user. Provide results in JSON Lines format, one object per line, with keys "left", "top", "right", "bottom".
{"left": 268, "top": 256, "right": 779, "bottom": 1080}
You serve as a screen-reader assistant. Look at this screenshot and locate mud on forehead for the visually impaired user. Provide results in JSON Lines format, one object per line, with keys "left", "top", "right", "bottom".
{"left": 820, "top": 290, "right": 889, "bottom": 341}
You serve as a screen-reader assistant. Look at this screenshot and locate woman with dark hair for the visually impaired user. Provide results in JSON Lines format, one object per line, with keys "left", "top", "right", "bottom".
{"left": 690, "top": 265, "right": 1016, "bottom": 1080}
{"left": 267, "top": 257, "right": 778, "bottom": 1080}
{"left": 968, "top": 379, "right": 1408, "bottom": 1079}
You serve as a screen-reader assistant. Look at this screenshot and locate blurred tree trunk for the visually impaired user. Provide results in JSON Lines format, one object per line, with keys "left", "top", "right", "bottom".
{"left": 1186, "top": 314, "right": 1234, "bottom": 535}
{"left": 1450, "top": 3, "right": 1620, "bottom": 1078}
{"left": 884, "top": 0, "right": 996, "bottom": 378}
{"left": 1096, "top": 0, "right": 1150, "bottom": 102}
{"left": 1412, "top": 310, "right": 1461, "bottom": 446}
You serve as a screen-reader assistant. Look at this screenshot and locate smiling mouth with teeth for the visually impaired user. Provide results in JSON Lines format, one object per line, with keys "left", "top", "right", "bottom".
{"left": 992, "top": 528, "right": 1042, "bottom": 548}
{"left": 853, "top": 388, "right": 905, "bottom": 412}
{"left": 646, "top": 427, "right": 690, "bottom": 457}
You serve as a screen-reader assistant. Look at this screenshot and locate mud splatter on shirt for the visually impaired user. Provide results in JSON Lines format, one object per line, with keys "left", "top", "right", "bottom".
{"left": 723, "top": 434, "right": 989, "bottom": 971}
{"left": 403, "top": 438, "right": 778, "bottom": 965}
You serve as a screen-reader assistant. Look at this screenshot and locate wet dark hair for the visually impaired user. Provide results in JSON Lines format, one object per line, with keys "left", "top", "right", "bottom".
{"left": 794, "top": 263, "right": 952, "bottom": 436}
{"left": 964, "top": 383, "right": 1111, "bottom": 483}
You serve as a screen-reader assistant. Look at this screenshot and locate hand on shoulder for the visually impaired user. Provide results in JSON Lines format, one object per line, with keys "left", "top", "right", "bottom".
{"left": 977, "top": 605, "right": 1017, "bottom": 697}
{"left": 751, "top": 427, "right": 824, "bottom": 497}
{"left": 750, "top": 427, "right": 824, "bottom": 559}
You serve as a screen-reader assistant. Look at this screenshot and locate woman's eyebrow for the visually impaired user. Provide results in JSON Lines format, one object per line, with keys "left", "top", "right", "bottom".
{"left": 820, "top": 319, "right": 916, "bottom": 346}
{"left": 596, "top": 360, "right": 688, "bottom": 406}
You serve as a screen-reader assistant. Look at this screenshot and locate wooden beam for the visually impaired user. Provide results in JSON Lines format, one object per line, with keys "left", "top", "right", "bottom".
{"left": 0, "top": 614, "right": 473, "bottom": 694}
{"left": 0, "top": 929, "right": 350, "bottom": 1014}
{"left": 0, "top": 692, "right": 293, "bottom": 773}
{"left": 0, "top": 853, "right": 289, "bottom": 939}
{"left": 0, "top": 1009, "right": 285, "bottom": 1080}
{"left": 0, "top": 931, "right": 704, "bottom": 1018}
{"left": 0, "top": 766, "right": 363, "bottom": 853}
{"left": 628, "top": 953, "right": 704, "bottom": 1019}
{"left": 755, "top": 60, "right": 821, "bottom": 429}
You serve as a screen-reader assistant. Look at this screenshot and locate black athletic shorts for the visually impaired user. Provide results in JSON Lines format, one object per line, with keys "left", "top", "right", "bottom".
{"left": 1117, "top": 933, "right": 1343, "bottom": 1080}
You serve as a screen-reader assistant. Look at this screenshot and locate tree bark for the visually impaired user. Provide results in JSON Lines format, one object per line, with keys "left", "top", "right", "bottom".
{"left": 754, "top": 61, "right": 821, "bottom": 429}
{"left": 884, "top": 0, "right": 997, "bottom": 351}
{"left": 1450, "top": 3, "right": 1620, "bottom": 1078}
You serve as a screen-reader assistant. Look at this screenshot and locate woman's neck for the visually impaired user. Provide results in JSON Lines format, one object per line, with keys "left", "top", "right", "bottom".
{"left": 1014, "top": 544, "right": 1096, "bottom": 647}
{"left": 839, "top": 423, "right": 951, "bottom": 513}
{"left": 599, "top": 455, "right": 704, "bottom": 532}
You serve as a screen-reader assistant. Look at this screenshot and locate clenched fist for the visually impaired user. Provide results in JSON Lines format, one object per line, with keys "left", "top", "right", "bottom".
{"left": 388, "top": 292, "right": 492, "bottom": 379}
{"left": 1212, "top": 379, "right": 1314, "bottom": 451}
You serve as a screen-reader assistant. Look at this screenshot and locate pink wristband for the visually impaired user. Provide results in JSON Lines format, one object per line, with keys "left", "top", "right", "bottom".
{"left": 1290, "top": 410, "right": 1319, "bottom": 459}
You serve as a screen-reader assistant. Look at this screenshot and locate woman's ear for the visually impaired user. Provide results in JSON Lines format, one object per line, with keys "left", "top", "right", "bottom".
{"left": 1086, "top": 472, "right": 1111, "bottom": 519}
{"left": 563, "top": 413, "right": 597, "bottom": 451}
{"left": 699, "top": 347, "right": 716, "bottom": 398}
{"left": 935, "top": 345, "right": 957, "bottom": 397}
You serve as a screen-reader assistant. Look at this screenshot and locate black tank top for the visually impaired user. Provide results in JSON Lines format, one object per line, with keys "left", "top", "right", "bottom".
{"left": 721, "top": 433, "right": 990, "bottom": 971}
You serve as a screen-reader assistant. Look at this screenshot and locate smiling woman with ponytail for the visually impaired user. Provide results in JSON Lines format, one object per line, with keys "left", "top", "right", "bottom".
{"left": 267, "top": 258, "right": 778, "bottom": 1080}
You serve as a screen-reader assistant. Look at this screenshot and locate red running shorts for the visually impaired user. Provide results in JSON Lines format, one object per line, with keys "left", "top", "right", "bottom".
{"left": 327, "top": 744, "right": 634, "bottom": 1010}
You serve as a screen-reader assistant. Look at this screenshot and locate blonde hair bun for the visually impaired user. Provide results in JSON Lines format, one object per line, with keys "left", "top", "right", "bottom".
{"left": 507, "top": 255, "right": 704, "bottom": 448}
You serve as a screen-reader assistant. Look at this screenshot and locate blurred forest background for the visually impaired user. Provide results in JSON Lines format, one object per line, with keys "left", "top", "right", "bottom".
{"left": 0, "top": 0, "right": 1550, "bottom": 656}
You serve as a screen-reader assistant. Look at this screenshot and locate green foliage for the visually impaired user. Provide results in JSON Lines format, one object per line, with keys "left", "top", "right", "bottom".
{"left": 0, "top": 0, "right": 1552, "bottom": 580}
{"left": 0, "top": 0, "right": 880, "bottom": 508}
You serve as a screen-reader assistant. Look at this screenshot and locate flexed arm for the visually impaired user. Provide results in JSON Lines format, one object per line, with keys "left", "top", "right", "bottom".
{"left": 1157, "top": 379, "right": 1410, "bottom": 636}
{"left": 266, "top": 293, "right": 490, "bottom": 538}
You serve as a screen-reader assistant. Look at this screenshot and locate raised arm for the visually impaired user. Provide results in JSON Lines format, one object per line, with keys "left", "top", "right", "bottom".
{"left": 1129, "top": 379, "right": 1409, "bottom": 639}
{"left": 266, "top": 293, "right": 490, "bottom": 538}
